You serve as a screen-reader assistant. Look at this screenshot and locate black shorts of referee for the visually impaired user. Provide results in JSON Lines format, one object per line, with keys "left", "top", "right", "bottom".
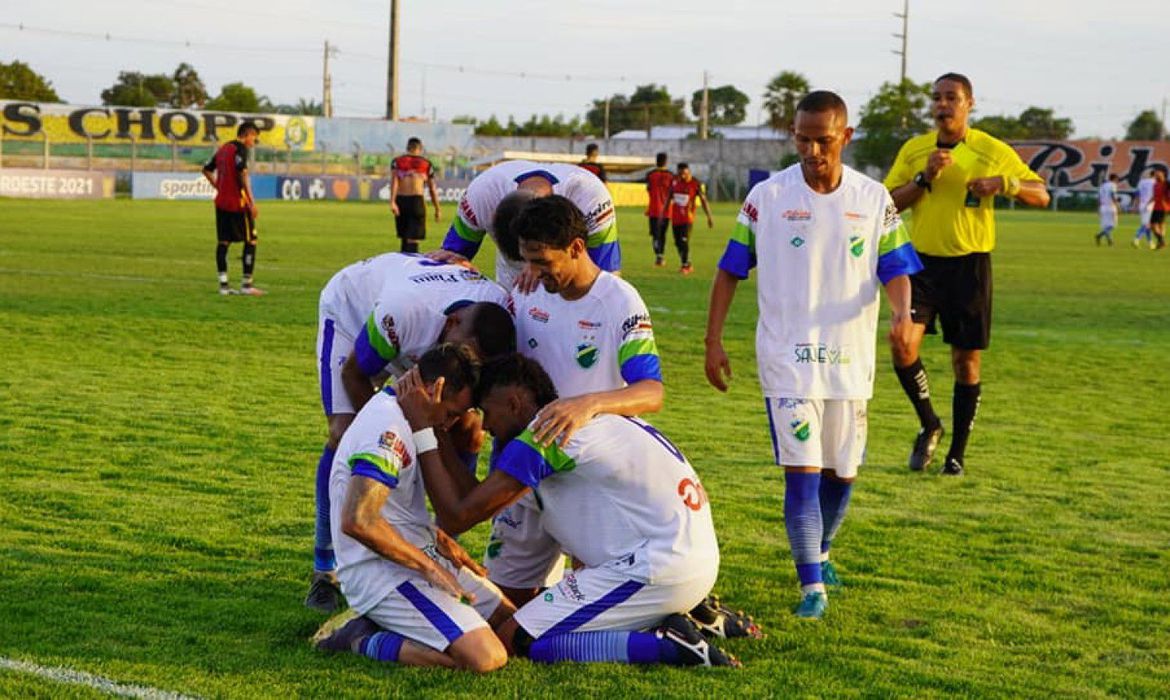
{"left": 910, "top": 252, "right": 992, "bottom": 350}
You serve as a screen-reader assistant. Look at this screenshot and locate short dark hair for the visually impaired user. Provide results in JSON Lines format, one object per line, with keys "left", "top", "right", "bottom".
{"left": 492, "top": 190, "right": 539, "bottom": 262}
{"left": 474, "top": 353, "right": 559, "bottom": 408}
{"left": 795, "top": 90, "right": 848, "bottom": 122}
{"left": 407, "top": 137, "right": 422, "bottom": 151}
{"left": 467, "top": 302, "right": 517, "bottom": 360}
{"left": 1108, "top": 173, "right": 1119, "bottom": 182}
{"left": 656, "top": 152, "right": 668, "bottom": 167}
{"left": 511, "top": 195, "right": 587, "bottom": 250}
{"left": 677, "top": 162, "right": 690, "bottom": 171}
{"left": 934, "top": 72, "right": 973, "bottom": 99}
{"left": 237, "top": 122, "right": 260, "bottom": 137}
{"left": 417, "top": 343, "right": 481, "bottom": 400}
{"left": 585, "top": 143, "right": 600, "bottom": 156}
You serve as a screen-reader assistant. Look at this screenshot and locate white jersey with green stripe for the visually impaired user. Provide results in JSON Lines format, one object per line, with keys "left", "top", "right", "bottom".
{"left": 351, "top": 254, "right": 511, "bottom": 379}
{"left": 329, "top": 387, "right": 432, "bottom": 613}
{"left": 495, "top": 414, "right": 719, "bottom": 585}
{"left": 717, "top": 165, "right": 923, "bottom": 399}
{"left": 442, "top": 160, "right": 621, "bottom": 288}
{"left": 514, "top": 271, "right": 661, "bottom": 399}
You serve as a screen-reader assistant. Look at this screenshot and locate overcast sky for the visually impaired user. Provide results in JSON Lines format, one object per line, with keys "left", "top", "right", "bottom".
{"left": 1, "top": 0, "right": 1162, "bottom": 138}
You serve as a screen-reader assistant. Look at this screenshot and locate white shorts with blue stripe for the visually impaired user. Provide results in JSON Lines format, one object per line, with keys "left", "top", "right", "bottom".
{"left": 764, "top": 397, "right": 868, "bottom": 478}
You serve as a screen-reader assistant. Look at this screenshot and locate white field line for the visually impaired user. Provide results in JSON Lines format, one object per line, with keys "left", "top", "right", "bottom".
{"left": 0, "top": 657, "right": 200, "bottom": 700}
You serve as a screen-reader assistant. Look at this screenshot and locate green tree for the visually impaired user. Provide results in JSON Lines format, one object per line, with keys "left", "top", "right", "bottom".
{"left": 1125, "top": 110, "right": 1164, "bottom": 140}
{"left": 0, "top": 60, "right": 61, "bottom": 101}
{"left": 473, "top": 115, "right": 508, "bottom": 136}
{"left": 1016, "top": 107, "right": 1073, "bottom": 139}
{"left": 171, "top": 63, "right": 208, "bottom": 109}
{"left": 854, "top": 79, "right": 932, "bottom": 171}
{"left": 762, "top": 71, "right": 810, "bottom": 131}
{"left": 101, "top": 71, "right": 175, "bottom": 107}
{"left": 272, "top": 98, "right": 323, "bottom": 115}
{"left": 691, "top": 84, "right": 749, "bottom": 126}
{"left": 204, "top": 82, "right": 271, "bottom": 113}
{"left": 587, "top": 83, "right": 686, "bottom": 134}
{"left": 971, "top": 114, "right": 1026, "bottom": 140}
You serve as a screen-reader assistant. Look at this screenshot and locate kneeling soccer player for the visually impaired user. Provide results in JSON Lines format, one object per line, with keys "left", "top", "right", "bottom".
{"left": 313, "top": 345, "right": 512, "bottom": 672}
{"left": 396, "top": 353, "right": 737, "bottom": 667}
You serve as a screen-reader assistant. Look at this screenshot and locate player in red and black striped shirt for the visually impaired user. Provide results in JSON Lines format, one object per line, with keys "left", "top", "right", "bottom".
{"left": 578, "top": 142, "right": 608, "bottom": 182}
{"left": 202, "top": 122, "right": 263, "bottom": 295}
{"left": 667, "top": 162, "right": 713, "bottom": 275}
{"left": 645, "top": 152, "right": 674, "bottom": 267}
{"left": 390, "top": 137, "right": 441, "bottom": 252}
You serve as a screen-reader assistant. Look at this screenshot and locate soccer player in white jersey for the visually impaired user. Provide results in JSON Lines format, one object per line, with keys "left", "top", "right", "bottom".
{"left": 306, "top": 253, "right": 516, "bottom": 613}
{"left": 392, "top": 353, "right": 737, "bottom": 667}
{"left": 484, "top": 194, "right": 663, "bottom": 609}
{"left": 1133, "top": 171, "right": 1156, "bottom": 247}
{"left": 438, "top": 160, "right": 621, "bottom": 290}
{"left": 704, "top": 91, "right": 922, "bottom": 620}
{"left": 312, "top": 345, "right": 512, "bottom": 672}
{"left": 1096, "top": 174, "right": 1119, "bottom": 246}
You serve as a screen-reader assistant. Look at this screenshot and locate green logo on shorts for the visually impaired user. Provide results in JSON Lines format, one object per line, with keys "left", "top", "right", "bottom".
{"left": 486, "top": 540, "right": 502, "bottom": 559}
{"left": 849, "top": 236, "right": 865, "bottom": 257}
{"left": 790, "top": 419, "right": 811, "bottom": 442}
{"left": 543, "top": 592, "right": 554, "bottom": 603}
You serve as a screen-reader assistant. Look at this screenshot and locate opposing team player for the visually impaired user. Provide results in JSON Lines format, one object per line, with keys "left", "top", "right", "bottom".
{"left": 645, "top": 152, "right": 674, "bottom": 267}
{"left": 704, "top": 91, "right": 922, "bottom": 619}
{"left": 391, "top": 353, "right": 738, "bottom": 667}
{"left": 1096, "top": 174, "right": 1119, "bottom": 246}
{"left": 438, "top": 160, "right": 621, "bottom": 289}
{"left": 390, "top": 138, "right": 442, "bottom": 253}
{"left": 202, "top": 122, "right": 263, "bottom": 296}
{"left": 666, "top": 163, "right": 714, "bottom": 275}
{"left": 312, "top": 345, "right": 512, "bottom": 672}
{"left": 306, "top": 253, "right": 515, "bottom": 613}
{"left": 1132, "top": 171, "right": 1156, "bottom": 247}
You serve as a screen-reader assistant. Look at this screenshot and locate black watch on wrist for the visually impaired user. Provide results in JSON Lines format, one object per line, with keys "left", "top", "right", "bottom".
{"left": 913, "top": 171, "right": 932, "bottom": 192}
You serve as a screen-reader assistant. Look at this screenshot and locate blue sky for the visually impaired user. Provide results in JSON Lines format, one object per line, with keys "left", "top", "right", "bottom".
{"left": 1, "top": 0, "right": 1162, "bottom": 138}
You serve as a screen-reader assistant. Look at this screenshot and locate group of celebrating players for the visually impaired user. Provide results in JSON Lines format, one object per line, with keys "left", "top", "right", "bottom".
{"left": 291, "top": 72, "right": 1049, "bottom": 672}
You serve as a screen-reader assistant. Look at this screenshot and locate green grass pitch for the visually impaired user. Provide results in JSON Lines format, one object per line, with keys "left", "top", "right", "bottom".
{"left": 0, "top": 198, "right": 1168, "bottom": 697}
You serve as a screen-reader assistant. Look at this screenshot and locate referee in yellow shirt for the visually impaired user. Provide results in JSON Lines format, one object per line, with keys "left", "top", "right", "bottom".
{"left": 884, "top": 73, "right": 1050, "bottom": 476}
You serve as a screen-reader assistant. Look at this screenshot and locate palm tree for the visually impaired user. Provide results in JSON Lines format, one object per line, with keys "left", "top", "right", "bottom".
{"left": 762, "top": 71, "right": 810, "bottom": 131}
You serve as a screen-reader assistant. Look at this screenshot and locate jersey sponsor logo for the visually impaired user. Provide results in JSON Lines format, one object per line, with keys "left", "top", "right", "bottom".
{"left": 577, "top": 319, "right": 602, "bottom": 330}
{"left": 793, "top": 342, "right": 852, "bottom": 365}
{"left": 493, "top": 510, "right": 521, "bottom": 529}
{"left": 790, "top": 236, "right": 805, "bottom": 248}
{"left": 782, "top": 209, "right": 812, "bottom": 221}
{"left": 459, "top": 197, "right": 479, "bottom": 227}
{"left": 377, "top": 430, "right": 412, "bottom": 467}
{"left": 528, "top": 306, "right": 550, "bottom": 323}
{"left": 849, "top": 236, "right": 865, "bottom": 258}
{"left": 790, "top": 419, "right": 811, "bottom": 442}
{"left": 844, "top": 211, "right": 866, "bottom": 221}
{"left": 380, "top": 314, "right": 401, "bottom": 349}
{"left": 408, "top": 271, "right": 470, "bottom": 284}
{"left": 678, "top": 477, "right": 709, "bottom": 511}
{"left": 555, "top": 573, "right": 587, "bottom": 602}
{"left": 621, "top": 313, "right": 653, "bottom": 337}
{"left": 883, "top": 203, "right": 900, "bottom": 230}
{"left": 777, "top": 398, "right": 808, "bottom": 409}
{"left": 585, "top": 200, "right": 615, "bottom": 228}
{"left": 576, "top": 342, "right": 600, "bottom": 368}
{"left": 741, "top": 202, "right": 759, "bottom": 223}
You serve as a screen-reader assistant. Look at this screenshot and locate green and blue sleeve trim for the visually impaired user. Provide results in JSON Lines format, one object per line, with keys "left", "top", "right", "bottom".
{"left": 441, "top": 217, "right": 485, "bottom": 260}
{"left": 618, "top": 337, "right": 662, "bottom": 383}
{"left": 353, "top": 313, "right": 398, "bottom": 377}
{"left": 717, "top": 221, "right": 756, "bottom": 279}
{"left": 349, "top": 452, "right": 400, "bottom": 489}
{"left": 587, "top": 220, "right": 621, "bottom": 272}
{"left": 496, "top": 429, "right": 576, "bottom": 489}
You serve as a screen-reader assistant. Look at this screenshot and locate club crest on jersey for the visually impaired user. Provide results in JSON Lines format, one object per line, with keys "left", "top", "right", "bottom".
{"left": 790, "top": 419, "right": 811, "bottom": 442}
{"left": 849, "top": 236, "right": 865, "bottom": 257}
{"left": 378, "top": 430, "right": 412, "bottom": 467}
{"left": 790, "top": 236, "right": 805, "bottom": 248}
{"left": 380, "top": 315, "right": 401, "bottom": 349}
{"left": 782, "top": 209, "right": 812, "bottom": 222}
{"left": 576, "top": 342, "right": 600, "bottom": 368}
{"left": 528, "top": 307, "right": 550, "bottom": 323}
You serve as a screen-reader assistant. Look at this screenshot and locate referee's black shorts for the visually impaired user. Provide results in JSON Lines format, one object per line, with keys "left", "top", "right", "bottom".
{"left": 395, "top": 195, "right": 427, "bottom": 239}
{"left": 216, "top": 208, "right": 256, "bottom": 244}
{"left": 910, "top": 252, "right": 992, "bottom": 350}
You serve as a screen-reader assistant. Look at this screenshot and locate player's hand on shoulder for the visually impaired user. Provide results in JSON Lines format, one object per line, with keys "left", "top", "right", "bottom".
{"left": 513, "top": 265, "right": 542, "bottom": 296}
{"left": 426, "top": 249, "right": 472, "bottom": 268}
{"left": 532, "top": 395, "right": 597, "bottom": 448}
{"left": 704, "top": 340, "right": 732, "bottom": 392}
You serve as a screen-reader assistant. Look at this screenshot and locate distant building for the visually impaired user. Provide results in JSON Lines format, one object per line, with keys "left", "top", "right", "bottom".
{"left": 611, "top": 124, "right": 788, "bottom": 141}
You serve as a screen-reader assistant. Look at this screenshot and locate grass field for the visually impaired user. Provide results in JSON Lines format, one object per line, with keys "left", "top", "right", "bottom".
{"left": 1, "top": 198, "right": 1168, "bottom": 698}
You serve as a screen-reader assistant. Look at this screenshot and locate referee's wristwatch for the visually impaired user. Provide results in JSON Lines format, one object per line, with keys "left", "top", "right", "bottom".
{"left": 913, "top": 171, "right": 932, "bottom": 192}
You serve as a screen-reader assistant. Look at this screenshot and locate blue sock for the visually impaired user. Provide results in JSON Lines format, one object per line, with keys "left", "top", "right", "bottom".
{"left": 784, "top": 471, "right": 823, "bottom": 587}
{"left": 529, "top": 631, "right": 679, "bottom": 665}
{"left": 819, "top": 477, "right": 854, "bottom": 556}
{"left": 314, "top": 445, "right": 336, "bottom": 572}
{"left": 360, "top": 631, "right": 405, "bottom": 662}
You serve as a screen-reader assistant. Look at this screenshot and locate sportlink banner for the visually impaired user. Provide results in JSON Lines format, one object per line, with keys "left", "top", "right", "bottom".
{"left": 1013, "top": 140, "right": 1169, "bottom": 192}
{"left": 1, "top": 101, "right": 314, "bottom": 151}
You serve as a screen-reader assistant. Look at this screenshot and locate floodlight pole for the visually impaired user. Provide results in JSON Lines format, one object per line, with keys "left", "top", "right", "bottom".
{"left": 386, "top": 0, "right": 400, "bottom": 121}
{"left": 892, "top": 0, "right": 909, "bottom": 128}
{"left": 699, "top": 70, "right": 709, "bottom": 140}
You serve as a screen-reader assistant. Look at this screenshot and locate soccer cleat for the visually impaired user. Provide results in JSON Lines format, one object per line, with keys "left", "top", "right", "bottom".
{"left": 687, "top": 595, "right": 764, "bottom": 640}
{"left": 656, "top": 614, "right": 741, "bottom": 667}
{"left": 1150, "top": 240, "right": 1159, "bottom": 251}
{"left": 312, "top": 609, "right": 379, "bottom": 653}
{"left": 941, "top": 457, "right": 965, "bottom": 476}
{"left": 218, "top": 286, "right": 238, "bottom": 296}
{"left": 821, "top": 560, "right": 843, "bottom": 589}
{"left": 304, "top": 570, "right": 344, "bottom": 613}
{"left": 239, "top": 285, "right": 266, "bottom": 296}
{"left": 793, "top": 591, "right": 827, "bottom": 620}
{"left": 680, "top": 263, "right": 694, "bottom": 276}
{"left": 654, "top": 256, "right": 665, "bottom": 267}
{"left": 1132, "top": 239, "right": 1140, "bottom": 248}
{"left": 908, "top": 424, "right": 944, "bottom": 472}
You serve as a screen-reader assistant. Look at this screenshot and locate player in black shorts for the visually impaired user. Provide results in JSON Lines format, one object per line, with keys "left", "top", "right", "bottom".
{"left": 203, "top": 123, "right": 264, "bottom": 296}
{"left": 390, "top": 138, "right": 441, "bottom": 253}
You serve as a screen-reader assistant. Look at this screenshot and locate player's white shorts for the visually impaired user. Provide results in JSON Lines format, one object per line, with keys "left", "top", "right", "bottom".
{"left": 1098, "top": 205, "right": 1118, "bottom": 229}
{"left": 483, "top": 491, "right": 565, "bottom": 589}
{"left": 1140, "top": 202, "right": 1154, "bottom": 227}
{"left": 764, "top": 397, "right": 868, "bottom": 478}
{"left": 316, "top": 314, "right": 355, "bottom": 416}
{"left": 361, "top": 547, "right": 505, "bottom": 652}
{"left": 513, "top": 545, "right": 716, "bottom": 639}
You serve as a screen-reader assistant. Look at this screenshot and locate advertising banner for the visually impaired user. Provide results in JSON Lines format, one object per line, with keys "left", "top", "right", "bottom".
{"left": 0, "top": 168, "right": 113, "bottom": 199}
{"left": 1012, "top": 140, "right": 1168, "bottom": 193}
{"left": 132, "top": 172, "right": 278, "bottom": 200}
{"left": 1, "top": 101, "right": 314, "bottom": 151}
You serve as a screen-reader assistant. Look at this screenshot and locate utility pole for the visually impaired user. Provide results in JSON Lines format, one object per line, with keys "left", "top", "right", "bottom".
{"left": 385, "top": 0, "right": 399, "bottom": 121}
{"left": 603, "top": 97, "right": 610, "bottom": 140}
{"left": 421, "top": 64, "right": 427, "bottom": 118}
{"left": 892, "top": 0, "right": 909, "bottom": 127}
{"left": 322, "top": 40, "right": 336, "bottom": 118}
{"left": 699, "top": 70, "right": 710, "bottom": 140}
{"left": 1162, "top": 97, "right": 1167, "bottom": 140}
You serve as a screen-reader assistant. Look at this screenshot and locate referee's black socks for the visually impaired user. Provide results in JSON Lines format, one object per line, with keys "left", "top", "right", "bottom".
{"left": 894, "top": 359, "right": 940, "bottom": 430}
{"left": 947, "top": 382, "right": 981, "bottom": 463}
